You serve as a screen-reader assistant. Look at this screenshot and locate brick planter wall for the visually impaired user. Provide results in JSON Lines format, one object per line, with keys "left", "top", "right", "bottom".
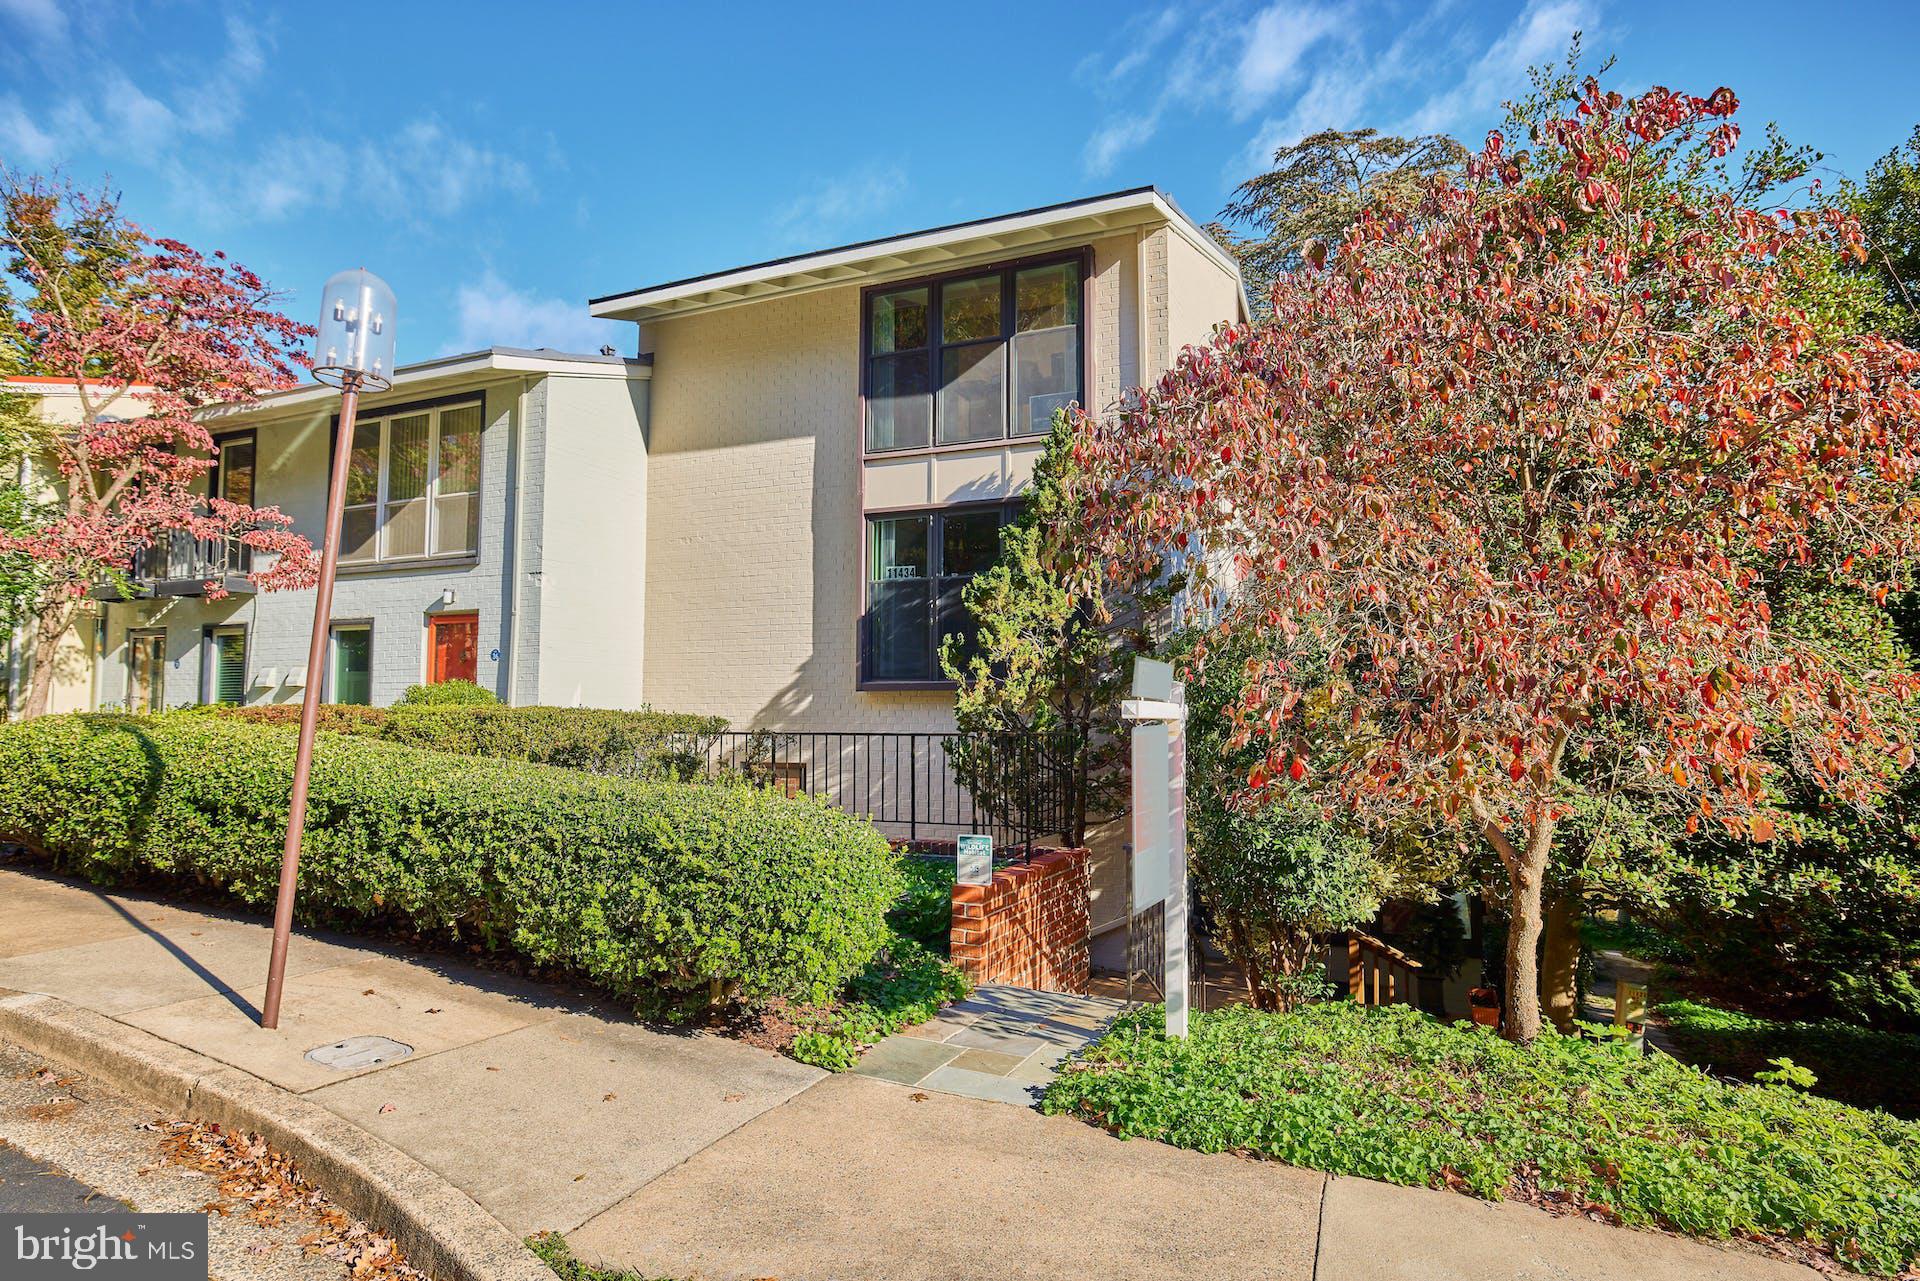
{"left": 949, "top": 847, "right": 1090, "bottom": 994}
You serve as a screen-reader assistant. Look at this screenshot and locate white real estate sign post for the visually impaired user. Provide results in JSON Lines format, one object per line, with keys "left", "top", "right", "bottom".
{"left": 1123, "top": 657, "right": 1191, "bottom": 1038}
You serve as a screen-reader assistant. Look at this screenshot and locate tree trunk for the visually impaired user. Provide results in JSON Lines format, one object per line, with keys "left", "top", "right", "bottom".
{"left": 1540, "top": 892, "right": 1582, "bottom": 1034}
{"left": 20, "top": 594, "right": 75, "bottom": 720}
{"left": 1503, "top": 862, "right": 1547, "bottom": 1042}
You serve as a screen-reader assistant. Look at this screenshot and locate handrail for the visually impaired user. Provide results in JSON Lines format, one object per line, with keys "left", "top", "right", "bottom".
{"left": 1343, "top": 930, "right": 1423, "bottom": 1008}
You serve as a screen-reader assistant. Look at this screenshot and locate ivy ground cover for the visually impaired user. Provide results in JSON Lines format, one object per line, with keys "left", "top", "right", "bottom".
{"left": 1042, "top": 1002, "right": 1920, "bottom": 1275}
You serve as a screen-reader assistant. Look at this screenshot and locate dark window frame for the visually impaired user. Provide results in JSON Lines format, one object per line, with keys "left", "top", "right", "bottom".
{"left": 207, "top": 429, "right": 257, "bottom": 507}
{"left": 859, "top": 249, "right": 1091, "bottom": 457}
{"left": 324, "top": 617, "right": 375, "bottom": 704}
{"left": 859, "top": 501, "right": 1016, "bottom": 689}
{"left": 199, "top": 623, "right": 249, "bottom": 706}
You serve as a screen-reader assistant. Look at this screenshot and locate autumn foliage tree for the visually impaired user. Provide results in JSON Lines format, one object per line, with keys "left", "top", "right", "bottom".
{"left": 1072, "top": 79, "right": 1920, "bottom": 1041}
{"left": 0, "top": 177, "right": 316, "bottom": 717}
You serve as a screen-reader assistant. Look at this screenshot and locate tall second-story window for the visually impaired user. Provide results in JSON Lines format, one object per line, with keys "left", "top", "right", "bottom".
{"left": 865, "top": 257, "right": 1082, "bottom": 453}
{"left": 340, "top": 399, "right": 483, "bottom": 564}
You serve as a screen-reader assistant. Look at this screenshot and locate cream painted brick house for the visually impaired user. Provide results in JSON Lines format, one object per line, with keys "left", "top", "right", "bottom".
{"left": 596, "top": 186, "right": 1245, "bottom": 733}
{"left": 55, "top": 186, "right": 1242, "bottom": 733}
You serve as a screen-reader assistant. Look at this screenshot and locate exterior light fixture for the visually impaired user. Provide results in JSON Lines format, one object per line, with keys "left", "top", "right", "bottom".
{"left": 261, "top": 268, "right": 397, "bottom": 1030}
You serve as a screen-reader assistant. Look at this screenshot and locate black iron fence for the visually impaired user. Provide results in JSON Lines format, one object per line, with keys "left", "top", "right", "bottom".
{"left": 699, "top": 729, "right": 1081, "bottom": 853}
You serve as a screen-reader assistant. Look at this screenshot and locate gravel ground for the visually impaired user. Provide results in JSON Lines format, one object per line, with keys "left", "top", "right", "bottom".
{"left": 0, "top": 1038, "right": 420, "bottom": 1281}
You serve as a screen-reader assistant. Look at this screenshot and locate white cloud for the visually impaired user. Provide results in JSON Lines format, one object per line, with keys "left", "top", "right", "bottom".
{"left": 1084, "top": 114, "right": 1161, "bottom": 177}
{"left": 772, "top": 165, "right": 907, "bottom": 247}
{"left": 1401, "top": 0, "right": 1597, "bottom": 135}
{"left": 0, "top": 15, "right": 535, "bottom": 229}
{"left": 1079, "top": 1, "right": 1342, "bottom": 176}
{"left": 448, "top": 270, "right": 621, "bottom": 357}
{"left": 0, "top": 0, "right": 68, "bottom": 44}
{"left": 0, "top": 94, "right": 59, "bottom": 164}
{"left": 359, "top": 120, "right": 533, "bottom": 219}
{"left": 1232, "top": 4, "right": 1341, "bottom": 118}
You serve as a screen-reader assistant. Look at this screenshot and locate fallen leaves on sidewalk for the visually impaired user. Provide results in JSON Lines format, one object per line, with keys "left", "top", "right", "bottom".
{"left": 158, "top": 1119, "right": 426, "bottom": 1280}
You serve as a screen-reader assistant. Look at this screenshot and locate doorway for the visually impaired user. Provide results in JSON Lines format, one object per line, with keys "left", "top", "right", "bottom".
{"left": 427, "top": 612, "right": 478, "bottom": 685}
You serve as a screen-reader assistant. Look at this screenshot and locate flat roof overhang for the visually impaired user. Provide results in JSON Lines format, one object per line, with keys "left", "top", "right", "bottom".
{"left": 590, "top": 186, "right": 1244, "bottom": 324}
{"left": 199, "top": 347, "right": 650, "bottom": 428}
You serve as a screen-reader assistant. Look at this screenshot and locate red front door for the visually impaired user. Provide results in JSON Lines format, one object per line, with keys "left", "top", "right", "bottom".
{"left": 428, "top": 613, "right": 478, "bottom": 684}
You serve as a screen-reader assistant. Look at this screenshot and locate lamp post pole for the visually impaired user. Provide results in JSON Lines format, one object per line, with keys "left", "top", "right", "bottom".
{"left": 261, "top": 373, "right": 361, "bottom": 1029}
{"left": 261, "top": 268, "right": 395, "bottom": 1031}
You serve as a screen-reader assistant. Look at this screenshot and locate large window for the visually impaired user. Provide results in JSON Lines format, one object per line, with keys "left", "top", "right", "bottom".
{"left": 865, "top": 258, "right": 1082, "bottom": 453}
{"left": 864, "top": 506, "right": 1010, "bottom": 683}
{"left": 340, "top": 400, "right": 482, "bottom": 564}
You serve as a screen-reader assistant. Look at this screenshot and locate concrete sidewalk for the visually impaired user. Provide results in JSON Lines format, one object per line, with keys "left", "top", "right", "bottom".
{"left": 0, "top": 862, "right": 1825, "bottom": 1281}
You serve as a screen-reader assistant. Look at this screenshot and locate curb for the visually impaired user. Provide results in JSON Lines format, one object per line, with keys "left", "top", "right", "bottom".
{"left": 0, "top": 987, "right": 551, "bottom": 1281}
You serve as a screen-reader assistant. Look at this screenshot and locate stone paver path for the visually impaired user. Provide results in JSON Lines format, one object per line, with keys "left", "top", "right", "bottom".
{"left": 852, "top": 984, "right": 1124, "bottom": 1105}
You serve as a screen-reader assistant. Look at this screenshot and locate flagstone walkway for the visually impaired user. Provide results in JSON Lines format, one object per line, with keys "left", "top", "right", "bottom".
{"left": 851, "top": 984, "right": 1125, "bottom": 1105}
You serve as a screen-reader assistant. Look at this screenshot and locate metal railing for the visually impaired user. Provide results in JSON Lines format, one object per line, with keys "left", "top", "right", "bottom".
{"left": 130, "top": 530, "right": 252, "bottom": 589}
{"left": 700, "top": 729, "right": 1081, "bottom": 853}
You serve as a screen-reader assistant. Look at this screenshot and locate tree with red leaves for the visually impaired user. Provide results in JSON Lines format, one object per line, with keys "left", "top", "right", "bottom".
{"left": 1073, "top": 79, "right": 1920, "bottom": 1041}
{"left": 0, "top": 177, "right": 317, "bottom": 718}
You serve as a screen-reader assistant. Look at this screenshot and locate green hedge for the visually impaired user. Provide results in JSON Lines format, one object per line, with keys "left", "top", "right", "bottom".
{"left": 198, "top": 703, "right": 727, "bottom": 782}
{"left": 0, "top": 714, "right": 898, "bottom": 1008}
{"left": 399, "top": 678, "right": 498, "bottom": 705}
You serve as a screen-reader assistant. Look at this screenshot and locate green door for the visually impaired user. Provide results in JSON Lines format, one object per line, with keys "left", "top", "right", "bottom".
{"left": 208, "top": 628, "right": 247, "bottom": 704}
{"left": 330, "top": 626, "right": 372, "bottom": 705}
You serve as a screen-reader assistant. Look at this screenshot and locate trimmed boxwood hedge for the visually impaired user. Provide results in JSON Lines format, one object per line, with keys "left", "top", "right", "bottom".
{"left": 197, "top": 703, "right": 727, "bottom": 781}
{"left": 0, "top": 713, "right": 899, "bottom": 1008}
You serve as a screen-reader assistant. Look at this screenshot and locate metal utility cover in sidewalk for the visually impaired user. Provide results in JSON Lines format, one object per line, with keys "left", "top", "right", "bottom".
{"left": 306, "top": 1035, "right": 413, "bottom": 1071}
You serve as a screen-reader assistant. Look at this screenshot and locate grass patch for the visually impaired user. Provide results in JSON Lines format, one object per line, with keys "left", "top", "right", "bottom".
{"left": 1042, "top": 1002, "right": 1920, "bottom": 1275}
{"left": 1657, "top": 998, "right": 1920, "bottom": 1119}
{"left": 527, "top": 1232, "right": 674, "bottom": 1280}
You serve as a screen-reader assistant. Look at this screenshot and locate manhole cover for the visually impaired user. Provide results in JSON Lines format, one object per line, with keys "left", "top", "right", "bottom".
{"left": 304, "top": 1035, "right": 414, "bottom": 1071}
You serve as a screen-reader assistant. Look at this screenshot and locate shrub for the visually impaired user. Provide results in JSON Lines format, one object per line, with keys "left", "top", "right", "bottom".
{"left": 201, "top": 703, "right": 726, "bottom": 782}
{"left": 1657, "top": 998, "right": 1920, "bottom": 1118}
{"left": 0, "top": 714, "right": 898, "bottom": 1008}
{"left": 399, "top": 678, "right": 498, "bottom": 705}
{"left": 1044, "top": 1003, "right": 1920, "bottom": 1275}
{"left": 888, "top": 856, "right": 956, "bottom": 955}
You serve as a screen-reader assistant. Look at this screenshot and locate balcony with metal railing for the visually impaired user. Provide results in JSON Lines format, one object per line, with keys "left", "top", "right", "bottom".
{"left": 100, "top": 532, "right": 256, "bottom": 599}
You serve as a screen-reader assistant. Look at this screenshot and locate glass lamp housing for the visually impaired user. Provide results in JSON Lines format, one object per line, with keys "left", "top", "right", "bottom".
{"left": 313, "top": 269, "right": 397, "bottom": 389}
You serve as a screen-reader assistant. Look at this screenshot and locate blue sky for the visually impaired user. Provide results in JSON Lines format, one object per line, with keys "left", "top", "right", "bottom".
{"left": 3, "top": 0, "right": 1917, "bottom": 361}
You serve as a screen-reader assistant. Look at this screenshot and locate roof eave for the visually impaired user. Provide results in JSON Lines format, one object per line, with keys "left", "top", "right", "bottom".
{"left": 592, "top": 187, "right": 1242, "bottom": 324}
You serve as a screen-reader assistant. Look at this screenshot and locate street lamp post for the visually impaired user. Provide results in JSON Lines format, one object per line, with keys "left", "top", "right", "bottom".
{"left": 261, "top": 269, "right": 395, "bottom": 1030}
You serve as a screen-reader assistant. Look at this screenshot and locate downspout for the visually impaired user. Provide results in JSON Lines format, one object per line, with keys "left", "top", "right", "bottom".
{"left": 502, "top": 375, "right": 532, "bottom": 706}
{"left": 1134, "top": 228, "right": 1151, "bottom": 394}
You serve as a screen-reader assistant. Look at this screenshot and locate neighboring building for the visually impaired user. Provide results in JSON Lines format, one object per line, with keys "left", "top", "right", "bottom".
{"left": 2, "top": 377, "right": 135, "bottom": 720}
{"left": 88, "top": 348, "right": 651, "bottom": 711}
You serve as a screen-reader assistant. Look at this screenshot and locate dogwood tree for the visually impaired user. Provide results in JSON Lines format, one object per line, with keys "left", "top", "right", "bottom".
{"left": 1072, "top": 80, "right": 1920, "bottom": 1041}
{"left": 1, "top": 178, "right": 316, "bottom": 717}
